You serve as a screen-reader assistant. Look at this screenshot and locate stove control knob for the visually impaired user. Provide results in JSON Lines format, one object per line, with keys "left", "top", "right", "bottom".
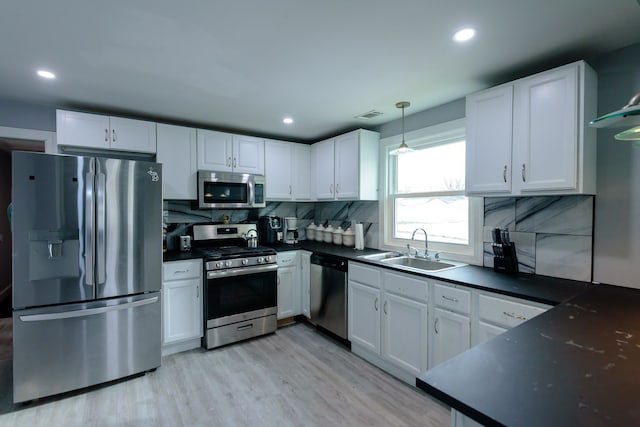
{"left": 242, "top": 259, "right": 249, "bottom": 266}
{"left": 264, "top": 256, "right": 271, "bottom": 263}
{"left": 215, "top": 262, "right": 223, "bottom": 269}
{"left": 224, "top": 261, "right": 232, "bottom": 268}
{"left": 257, "top": 257, "right": 264, "bottom": 264}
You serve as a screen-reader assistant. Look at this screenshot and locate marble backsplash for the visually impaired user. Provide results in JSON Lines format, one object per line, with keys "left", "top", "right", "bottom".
{"left": 484, "top": 195, "right": 594, "bottom": 282}
{"left": 164, "top": 200, "right": 379, "bottom": 250}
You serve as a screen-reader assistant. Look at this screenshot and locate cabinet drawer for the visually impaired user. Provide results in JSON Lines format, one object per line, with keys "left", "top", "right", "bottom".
{"left": 277, "top": 251, "right": 298, "bottom": 266}
{"left": 163, "top": 259, "right": 202, "bottom": 281}
{"left": 478, "top": 294, "right": 548, "bottom": 329}
{"left": 383, "top": 271, "right": 428, "bottom": 303}
{"left": 433, "top": 282, "right": 471, "bottom": 315}
{"left": 349, "top": 262, "right": 381, "bottom": 289}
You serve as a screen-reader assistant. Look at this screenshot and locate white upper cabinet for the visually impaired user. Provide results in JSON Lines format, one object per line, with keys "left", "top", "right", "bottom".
{"left": 312, "top": 138, "right": 336, "bottom": 199}
{"left": 465, "top": 61, "right": 597, "bottom": 196}
{"left": 465, "top": 86, "right": 514, "bottom": 194}
{"left": 156, "top": 124, "right": 197, "bottom": 200}
{"left": 264, "top": 139, "right": 311, "bottom": 200}
{"left": 311, "top": 129, "right": 379, "bottom": 200}
{"left": 56, "top": 110, "right": 157, "bottom": 154}
{"left": 197, "top": 129, "right": 264, "bottom": 174}
{"left": 513, "top": 65, "right": 579, "bottom": 192}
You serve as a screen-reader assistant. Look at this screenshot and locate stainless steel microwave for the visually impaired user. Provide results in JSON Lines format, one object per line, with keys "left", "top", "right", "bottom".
{"left": 197, "top": 171, "right": 266, "bottom": 209}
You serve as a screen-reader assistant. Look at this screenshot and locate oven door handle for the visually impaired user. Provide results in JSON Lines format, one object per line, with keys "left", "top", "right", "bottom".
{"left": 206, "top": 263, "right": 278, "bottom": 279}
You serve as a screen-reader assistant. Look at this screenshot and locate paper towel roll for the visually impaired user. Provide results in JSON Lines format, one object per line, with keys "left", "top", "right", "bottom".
{"left": 354, "top": 223, "right": 364, "bottom": 250}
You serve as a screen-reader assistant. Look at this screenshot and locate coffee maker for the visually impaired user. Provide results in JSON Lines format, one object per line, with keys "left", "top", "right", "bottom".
{"left": 258, "top": 216, "right": 283, "bottom": 244}
{"left": 284, "top": 217, "right": 298, "bottom": 244}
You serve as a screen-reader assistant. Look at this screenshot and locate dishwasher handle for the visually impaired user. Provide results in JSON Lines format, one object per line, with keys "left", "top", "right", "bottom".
{"left": 310, "top": 253, "right": 348, "bottom": 272}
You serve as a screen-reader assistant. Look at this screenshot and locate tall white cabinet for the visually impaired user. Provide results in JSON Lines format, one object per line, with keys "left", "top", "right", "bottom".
{"left": 156, "top": 123, "right": 197, "bottom": 199}
{"left": 465, "top": 61, "right": 597, "bottom": 196}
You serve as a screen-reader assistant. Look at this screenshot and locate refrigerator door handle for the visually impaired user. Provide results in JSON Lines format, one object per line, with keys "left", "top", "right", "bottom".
{"left": 96, "top": 172, "right": 107, "bottom": 285}
{"left": 85, "top": 171, "right": 95, "bottom": 286}
{"left": 19, "top": 296, "right": 159, "bottom": 322}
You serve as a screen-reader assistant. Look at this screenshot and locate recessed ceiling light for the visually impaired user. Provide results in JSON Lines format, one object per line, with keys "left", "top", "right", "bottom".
{"left": 453, "top": 28, "right": 476, "bottom": 43}
{"left": 283, "top": 117, "right": 294, "bottom": 124}
{"left": 36, "top": 69, "right": 56, "bottom": 79}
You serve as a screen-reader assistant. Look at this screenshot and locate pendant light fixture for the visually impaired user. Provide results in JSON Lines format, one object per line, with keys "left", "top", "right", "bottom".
{"left": 389, "top": 101, "right": 413, "bottom": 156}
{"left": 590, "top": 92, "right": 640, "bottom": 140}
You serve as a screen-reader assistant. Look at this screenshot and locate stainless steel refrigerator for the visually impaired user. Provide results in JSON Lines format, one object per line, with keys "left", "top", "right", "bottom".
{"left": 11, "top": 151, "right": 162, "bottom": 403}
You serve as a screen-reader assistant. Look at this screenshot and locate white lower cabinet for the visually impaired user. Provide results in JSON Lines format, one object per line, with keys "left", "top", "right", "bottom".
{"left": 162, "top": 259, "right": 203, "bottom": 356}
{"left": 476, "top": 321, "right": 507, "bottom": 345}
{"left": 277, "top": 251, "right": 300, "bottom": 320}
{"left": 473, "top": 292, "right": 550, "bottom": 346}
{"left": 431, "top": 281, "right": 471, "bottom": 368}
{"left": 348, "top": 280, "right": 381, "bottom": 353}
{"left": 348, "top": 262, "right": 553, "bottom": 386}
{"left": 382, "top": 292, "right": 428, "bottom": 376}
{"left": 431, "top": 308, "right": 470, "bottom": 368}
{"left": 348, "top": 262, "right": 428, "bottom": 384}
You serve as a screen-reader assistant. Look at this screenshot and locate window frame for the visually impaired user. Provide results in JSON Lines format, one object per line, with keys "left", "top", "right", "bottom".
{"left": 378, "top": 118, "right": 483, "bottom": 265}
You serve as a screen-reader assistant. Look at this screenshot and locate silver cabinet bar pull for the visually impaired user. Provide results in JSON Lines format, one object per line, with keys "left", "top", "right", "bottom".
{"left": 104, "top": 129, "right": 109, "bottom": 142}
{"left": 112, "top": 129, "right": 116, "bottom": 142}
{"left": 20, "top": 297, "right": 158, "bottom": 322}
{"left": 383, "top": 301, "right": 388, "bottom": 315}
{"left": 503, "top": 165, "right": 508, "bottom": 183}
{"left": 374, "top": 297, "right": 378, "bottom": 311}
{"left": 435, "top": 318, "right": 440, "bottom": 334}
{"left": 521, "top": 164, "right": 526, "bottom": 182}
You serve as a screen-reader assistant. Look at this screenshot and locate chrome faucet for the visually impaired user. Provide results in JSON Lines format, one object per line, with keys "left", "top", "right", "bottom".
{"left": 411, "top": 228, "right": 429, "bottom": 259}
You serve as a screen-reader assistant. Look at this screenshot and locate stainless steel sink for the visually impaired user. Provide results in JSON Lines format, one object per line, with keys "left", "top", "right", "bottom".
{"left": 381, "top": 256, "right": 460, "bottom": 272}
{"left": 358, "top": 252, "right": 403, "bottom": 261}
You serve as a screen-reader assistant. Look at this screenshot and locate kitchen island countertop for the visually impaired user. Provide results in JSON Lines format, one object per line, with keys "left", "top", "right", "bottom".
{"left": 417, "top": 284, "right": 640, "bottom": 426}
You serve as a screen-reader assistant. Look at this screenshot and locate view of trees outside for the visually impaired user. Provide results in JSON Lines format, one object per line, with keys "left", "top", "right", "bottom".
{"left": 393, "top": 140, "right": 468, "bottom": 244}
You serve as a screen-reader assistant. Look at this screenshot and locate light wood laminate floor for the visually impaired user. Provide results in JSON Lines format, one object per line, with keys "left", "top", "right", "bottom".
{"left": 0, "top": 322, "right": 449, "bottom": 426}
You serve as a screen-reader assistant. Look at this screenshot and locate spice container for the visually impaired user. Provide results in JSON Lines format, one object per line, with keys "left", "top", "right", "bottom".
{"left": 342, "top": 227, "right": 355, "bottom": 247}
{"left": 306, "top": 223, "right": 317, "bottom": 240}
{"left": 323, "top": 225, "right": 334, "bottom": 243}
{"left": 315, "top": 224, "right": 325, "bottom": 241}
{"left": 332, "top": 226, "right": 344, "bottom": 245}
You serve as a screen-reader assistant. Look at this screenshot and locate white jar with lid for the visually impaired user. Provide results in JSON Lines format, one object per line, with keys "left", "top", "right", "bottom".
{"left": 315, "top": 225, "right": 325, "bottom": 241}
{"left": 323, "top": 225, "right": 334, "bottom": 243}
{"left": 306, "top": 223, "right": 317, "bottom": 240}
{"left": 342, "top": 227, "right": 355, "bottom": 247}
{"left": 332, "top": 226, "right": 344, "bottom": 245}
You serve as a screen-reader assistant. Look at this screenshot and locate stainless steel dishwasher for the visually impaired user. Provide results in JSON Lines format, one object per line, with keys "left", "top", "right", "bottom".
{"left": 310, "top": 253, "right": 348, "bottom": 340}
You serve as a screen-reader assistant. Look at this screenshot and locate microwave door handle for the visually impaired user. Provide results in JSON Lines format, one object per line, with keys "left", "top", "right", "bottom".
{"left": 96, "top": 172, "right": 107, "bottom": 285}
{"left": 84, "top": 171, "right": 95, "bottom": 286}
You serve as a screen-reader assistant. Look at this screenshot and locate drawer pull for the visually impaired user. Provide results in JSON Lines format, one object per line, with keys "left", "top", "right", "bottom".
{"left": 503, "top": 311, "right": 527, "bottom": 321}
{"left": 173, "top": 269, "right": 189, "bottom": 274}
{"left": 237, "top": 324, "right": 253, "bottom": 331}
{"left": 442, "top": 295, "right": 459, "bottom": 303}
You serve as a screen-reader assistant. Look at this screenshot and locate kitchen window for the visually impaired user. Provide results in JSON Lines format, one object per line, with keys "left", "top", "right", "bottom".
{"left": 381, "top": 119, "right": 482, "bottom": 263}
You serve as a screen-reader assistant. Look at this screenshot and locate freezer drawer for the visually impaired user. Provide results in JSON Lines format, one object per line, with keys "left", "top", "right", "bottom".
{"left": 13, "top": 293, "right": 161, "bottom": 403}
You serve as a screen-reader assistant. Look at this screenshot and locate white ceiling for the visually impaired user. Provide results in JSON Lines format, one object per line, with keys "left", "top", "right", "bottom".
{"left": 1, "top": 1, "right": 639, "bottom": 142}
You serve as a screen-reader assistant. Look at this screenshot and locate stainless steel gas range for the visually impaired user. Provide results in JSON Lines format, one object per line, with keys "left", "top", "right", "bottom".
{"left": 192, "top": 223, "right": 277, "bottom": 349}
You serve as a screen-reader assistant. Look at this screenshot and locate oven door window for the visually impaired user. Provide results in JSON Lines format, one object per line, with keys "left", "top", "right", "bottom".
{"left": 203, "top": 182, "right": 248, "bottom": 204}
{"left": 207, "top": 270, "right": 277, "bottom": 319}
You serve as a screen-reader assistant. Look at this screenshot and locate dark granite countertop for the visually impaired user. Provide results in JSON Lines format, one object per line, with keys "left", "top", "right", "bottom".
{"left": 417, "top": 284, "right": 640, "bottom": 426}
{"left": 165, "top": 241, "right": 589, "bottom": 306}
